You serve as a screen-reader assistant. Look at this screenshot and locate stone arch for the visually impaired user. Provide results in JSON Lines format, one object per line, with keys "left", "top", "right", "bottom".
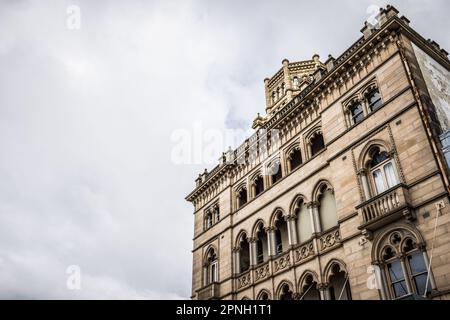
{"left": 323, "top": 259, "right": 348, "bottom": 283}
{"left": 357, "top": 139, "right": 393, "bottom": 171}
{"left": 371, "top": 222, "right": 426, "bottom": 263}
{"left": 251, "top": 219, "right": 267, "bottom": 238}
{"left": 256, "top": 289, "right": 271, "bottom": 300}
{"left": 269, "top": 207, "right": 287, "bottom": 228}
{"left": 203, "top": 245, "right": 218, "bottom": 263}
{"left": 276, "top": 280, "right": 294, "bottom": 300}
{"left": 312, "top": 179, "right": 334, "bottom": 202}
{"left": 235, "top": 230, "right": 249, "bottom": 248}
{"left": 289, "top": 194, "right": 308, "bottom": 215}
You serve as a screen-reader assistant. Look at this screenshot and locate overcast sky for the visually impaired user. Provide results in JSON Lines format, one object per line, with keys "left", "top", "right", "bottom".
{"left": 0, "top": 0, "right": 449, "bottom": 299}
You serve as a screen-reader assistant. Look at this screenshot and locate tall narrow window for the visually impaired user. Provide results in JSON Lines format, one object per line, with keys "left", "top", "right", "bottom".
{"left": 214, "top": 206, "right": 220, "bottom": 223}
{"left": 204, "top": 248, "right": 218, "bottom": 286}
{"left": 254, "top": 175, "right": 264, "bottom": 197}
{"left": 295, "top": 199, "right": 312, "bottom": 243}
{"left": 255, "top": 224, "right": 268, "bottom": 264}
{"left": 270, "top": 161, "right": 282, "bottom": 185}
{"left": 293, "top": 77, "right": 300, "bottom": 89}
{"left": 205, "top": 211, "right": 213, "bottom": 230}
{"left": 274, "top": 212, "right": 288, "bottom": 255}
{"left": 328, "top": 264, "right": 352, "bottom": 300}
{"left": 349, "top": 102, "right": 364, "bottom": 125}
{"left": 318, "top": 185, "right": 338, "bottom": 232}
{"left": 310, "top": 133, "right": 325, "bottom": 157}
{"left": 300, "top": 275, "right": 321, "bottom": 300}
{"left": 367, "top": 89, "right": 382, "bottom": 112}
{"left": 239, "top": 235, "right": 250, "bottom": 273}
{"left": 369, "top": 147, "right": 398, "bottom": 195}
{"left": 279, "top": 284, "right": 293, "bottom": 300}
{"left": 289, "top": 148, "right": 302, "bottom": 171}
{"left": 237, "top": 188, "right": 248, "bottom": 208}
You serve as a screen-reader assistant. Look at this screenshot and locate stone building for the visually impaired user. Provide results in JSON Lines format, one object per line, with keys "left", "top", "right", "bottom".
{"left": 185, "top": 5, "right": 450, "bottom": 300}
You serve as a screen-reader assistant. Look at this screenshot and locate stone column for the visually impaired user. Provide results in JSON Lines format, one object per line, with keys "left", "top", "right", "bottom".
{"left": 203, "top": 264, "right": 209, "bottom": 286}
{"left": 358, "top": 168, "right": 371, "bottom": 201}
{"left": 286, "top": 215, "right": 298, "bottom": 246}
{"left": 249, "top": 238, "right": 258, "bottom": 266}
{"left": 234, "top": 248, "right": 241, "bottom": 275}
{"left": 264, "top": 78, "right": 271, "bottom": 113}
{"left": 266, "top": 227, "right": 276, "bottom": 257}
{"left": 318, "top": 283, "right": 330, "bottom": 300}
{"left": 308, "top": 201, "right": 321, "bottom": 234}
{"left": 282, "top": 59, "right": 292, "bottom": 100}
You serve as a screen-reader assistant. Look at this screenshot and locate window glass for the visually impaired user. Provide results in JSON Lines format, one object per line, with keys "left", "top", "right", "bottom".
{"left": 368, "top": 90, "right": 382, "bottom": 111}
{"left": 384, "top": 162, "right": 397, "bottom": 188}
{"left": 388, "top": 261, "right": 408, "bottom": 298}
{"left": 350, "top": 103, "right": 364, "bottom": 124}
{"left": 373, "top": 169, "right": 386, "bottom": 194}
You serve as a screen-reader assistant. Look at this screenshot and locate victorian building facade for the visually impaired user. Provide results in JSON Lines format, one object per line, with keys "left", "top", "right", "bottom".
{"left": 186, "top": 6, "right": 450, "bottom": 300}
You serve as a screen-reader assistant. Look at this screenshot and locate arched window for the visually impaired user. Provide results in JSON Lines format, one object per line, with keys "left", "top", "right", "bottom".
{"left": 238, "top": 234, "right": 250, "bottom": 273}
{"left": 349, "top": 101, "right": 364, "bottom": 125}
{"left": 213, "top": 205, "right": 220, "bottom": 223}
{"left": 327, "top": 263, "right": 352, "bottom": 300}
{"left": 294, "top": 198, "right": 312, "bottom": 243}
{"left": 376, "top": 228, "right": 432, "bottom": 299}
{"left": 293, "top": 77, "right": 300, "bottom": 90}
{"left": 204, "top": 248, "right": 218, "bottom": 286}
{"left": 281, "top": 83, "right": 286, "bottom": 96}
{"left": 204, "top": 211, "right": 213, "bottom": 230}
{"left": 310, "top": 132, "right": 325, "bottom": 157}
{"left": 237, "top": 187, "right": 248, "bottom": 208}
{"left": 288, "top": 147, "right": 302, "bottom": 172}
{"left": 257, "top": 290, "right": 270, "bottom": 300}
{"left": 299, "top": 274, "right": 320, "bottom": 300}
{"left": 368, "top": 147, "right": 398, "bottom": 195}
{"left": 253, "top": 175, "right": 264, "bottom": 197}
{"left": 273, "top": 212, "right": 288, "bottom": 255}
{"left": 255, "top": 223, "right": 268, "bottom": 264}
{"left": 272, "top": 92, "right": 276, "bottom": 104}
{"left": 279, "top": 283, "right": 293, "bottom": 300}
{"left": 367, "top": 89, "right": 382, "bottom": 112}
{"left": 318, "top": 184, "right": 338, "bottom": 232}
{"left": 276, "top": 88, "right": 281, "bottom": 100}
{"left": 268, "top": 160, "right": 282, "bottom": 185}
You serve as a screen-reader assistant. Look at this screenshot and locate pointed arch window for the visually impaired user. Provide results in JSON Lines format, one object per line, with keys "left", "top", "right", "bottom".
{"left": 294, "top": 198, "right": 312, "bottom": 244}
{"left": 367, "top": 89, "right": 382, "bottom": 112}
{"left": 237, "top": 187, "right": 248, "bottom": 208}
{"left": 238, "top": 235, "right": 250, "bottom": 273}
{"left": 318, "top": 185, "right": 338, "bottom": 232}
{"left": 300, "top": 274, "right": 321, "bottom": 300}
{"left": 255, "top": 224, "right": 268, "bottom": 264}
{"left": 368, "top": 147, "right": 398, "bottom": 195}
{"left": 376, "top": 229, "right": 433, "bottom": 299}
{"left": 349, "top": 101, "right": 364, "bottom": 125}
{"left": 288, "top": 147, "right": 302, "bottom": 172}
{"left": 279, "top": 283, "right": 293, "bottom": 300}
{"left": 310, "top": 132, "right": 325, "bottom": 157}
{"left": 204, "top": 248, "right": 218, "bottom": 286}
{"left": 253, "top": 175, "right": 264, "bottom": 197}
{"left": 273, "top": 212, "right": 288, "bottom": 255}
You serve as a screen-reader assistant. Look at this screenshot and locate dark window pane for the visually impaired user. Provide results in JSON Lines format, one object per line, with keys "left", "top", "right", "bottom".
{"left": 350, "top": 103, "right": 364, "bottom": 124}
{"left": 368, "top": 90, "right": 382, "bottom": 111}
{"left": 388, "top": 261, "right": 405, "bottom": 282}
{"left": 408, "top": 254, "right": 427, "bottom": 275}
{"left": 414, "top": 274, "right": 431, "bottom": 296}
{"left": 393, "top": 281, "right": 408, "bottom": 298}
{"left": 370, "top": 150, "right": 390, "bottom": 168}
{"left": 289, "top": 149, "right": 302, "bottom": 170}
{"left": 311, "top": 134, "right": 325, "bottom": 156}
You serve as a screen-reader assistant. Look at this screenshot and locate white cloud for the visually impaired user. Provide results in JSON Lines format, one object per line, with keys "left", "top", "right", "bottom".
{"left": 0, "top": 0, "right": 448, "bottom": 299}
